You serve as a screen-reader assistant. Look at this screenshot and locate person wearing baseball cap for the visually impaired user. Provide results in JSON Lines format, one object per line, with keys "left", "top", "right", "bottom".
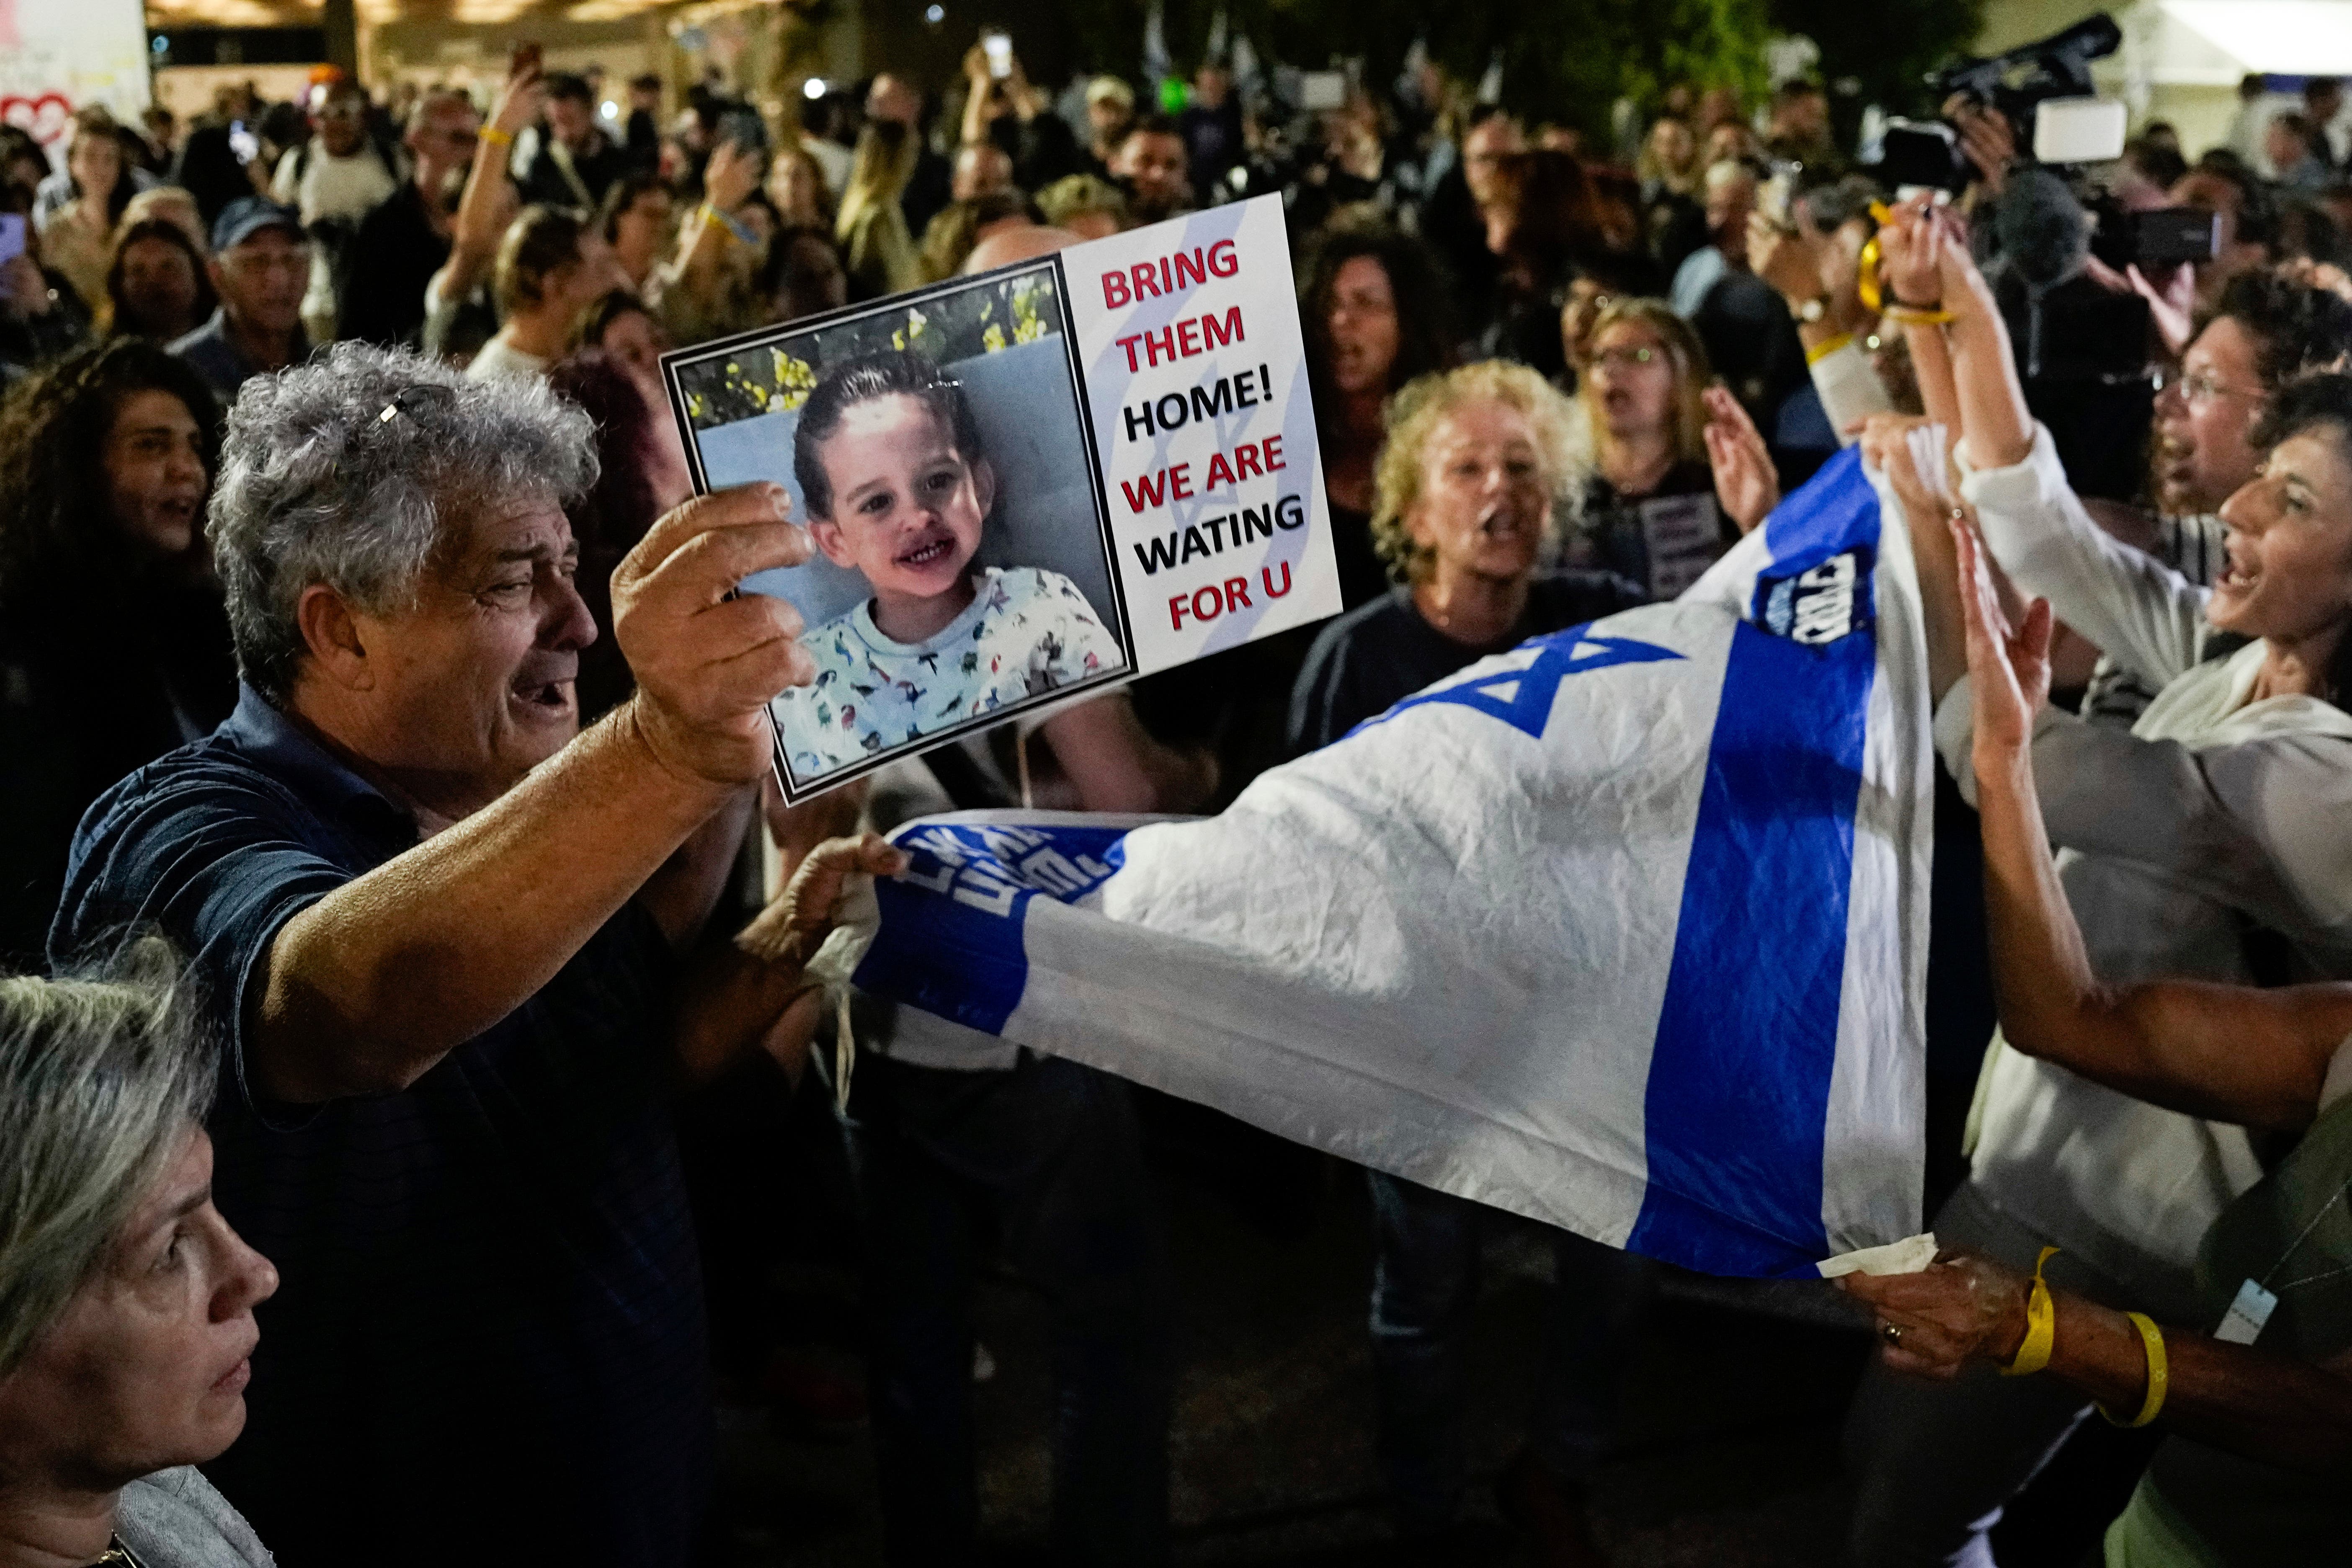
{"left": 168, "top": 196, "right": 312, "bottom": 404}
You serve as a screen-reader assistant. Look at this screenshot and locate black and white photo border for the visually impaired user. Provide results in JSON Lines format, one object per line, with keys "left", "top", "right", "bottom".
{"left": 660, "top": 257, "right": 1137, "bottom": 802}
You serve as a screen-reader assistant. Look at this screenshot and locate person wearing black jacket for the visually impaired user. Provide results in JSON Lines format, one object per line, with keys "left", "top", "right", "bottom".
{"left": 1288, "top": 359, "right": 1651, "bottom": 1562}
{"left": 518, "top": 73, "right": 633, "bottom": 213}
{"left": 340, "top": 89, "right": 480, "bottom": 348}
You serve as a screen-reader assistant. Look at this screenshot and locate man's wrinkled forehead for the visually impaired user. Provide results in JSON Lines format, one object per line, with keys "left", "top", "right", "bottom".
{"left": 437, "top": 491, "right": 576, "bottom": 572}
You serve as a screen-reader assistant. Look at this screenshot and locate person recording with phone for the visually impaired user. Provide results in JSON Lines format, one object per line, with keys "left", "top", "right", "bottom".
{"left": 957, "top": 34, "right": 1085, "bottom": 194}
{"left": 0, "top": 188, "right": 93, "bottom": 384}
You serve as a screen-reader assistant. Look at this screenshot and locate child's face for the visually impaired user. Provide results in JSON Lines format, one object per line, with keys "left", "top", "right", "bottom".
{"left": 807, "top": 393, "right": 995, "bottom": 607}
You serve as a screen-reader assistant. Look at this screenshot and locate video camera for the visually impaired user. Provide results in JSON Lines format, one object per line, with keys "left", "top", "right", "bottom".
{"left": 1936, "top": 14, "right": 2120, "bottom": 150}
{"left": 1880, "top": 13, "right": 2125, "bottom": 193}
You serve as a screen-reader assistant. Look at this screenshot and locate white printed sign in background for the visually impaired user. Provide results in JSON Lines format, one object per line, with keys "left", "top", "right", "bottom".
{"left": 1, "top": 0, "right": 152, "bottom": 168}
{"left": 1061, "top": 196, "right": 1343, "bottom": 670}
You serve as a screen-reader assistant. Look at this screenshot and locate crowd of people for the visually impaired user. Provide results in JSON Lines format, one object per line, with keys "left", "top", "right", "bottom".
{"left": 4, "top": 31, "right": 2352, "bottom": 1568}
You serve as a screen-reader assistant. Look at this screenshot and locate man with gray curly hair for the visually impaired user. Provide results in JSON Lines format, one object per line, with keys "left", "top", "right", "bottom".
{"left": 50, "top": 342, "right": 902, "bottom": 1567}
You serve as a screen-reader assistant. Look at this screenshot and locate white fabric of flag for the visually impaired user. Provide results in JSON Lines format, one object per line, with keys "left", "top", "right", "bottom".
{"left": 845, "top": 449, "right": 1932, "bottom": 1278}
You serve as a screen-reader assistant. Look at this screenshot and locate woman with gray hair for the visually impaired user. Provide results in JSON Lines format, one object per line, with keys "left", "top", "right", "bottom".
{"left": 0, "top": 937, "right": 280, "bottom": 1567}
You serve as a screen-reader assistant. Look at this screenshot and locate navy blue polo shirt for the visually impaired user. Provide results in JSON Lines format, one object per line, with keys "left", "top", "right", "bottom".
{"left": 52, "top": 686, "right": 711, "bottom": 1567}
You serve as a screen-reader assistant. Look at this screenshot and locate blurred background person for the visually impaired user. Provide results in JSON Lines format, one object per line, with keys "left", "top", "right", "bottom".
{"left": 758, "top": 224, "right": 849, "bottom": 325}
{"left": 1082, "top": 75, "right": 1137, "bottom": 180}
{"left": 470, "top": 204, "right": 629, "bottom": 382}
{"left": 269, "top": 76, "right": 397, "bottom": 344}
{"left": 1473, "top": 149, "right": 1604, "bottom": 382}
{"left": 170, "top": 198, "right": 309, "bottom": 404}
{"left": 1036, "top": 172, "right": 1129, "bottom": 240}
{"left": 597, "top": 172, "right": 677, "bottom": 295}
{"left": 340, "top": 86, "right": 480, "bottom": 350}
{"left": 0, "top": 340, "right": 230, "bottom": 967}
{"left": 548, "top": 346, "right": 693, "bottom": 722}
{"left": 766, "top": 144, "right": 836, "bottom": 232}
{"left": 0, "top": 186, "right": 93, "bottom": 381}
{"left": 1301, "top": 226, "right": 1460, "bottom": 609}
{"left": 569, "top": 287, "right": 671, "bottom": 387}
{"left": 835, "top": 119, "right": 923, "bottom": 302}
{"left": 1567, "top": 298, "right": 1778, "bottom": 599}
{"left": 36, "top": 108, "right": 147, "bottom": 311}
{"left": 518, "top": 72, "right": 631, "bottom": 213}
{"left": 865, "top": 71, "right": 952, "bottom": 236}
{"left": 103, "top": 217, "right": 215, "bottom": 344}
{"left": 1111, "top": 118, "right": 1193, "bottom": 226}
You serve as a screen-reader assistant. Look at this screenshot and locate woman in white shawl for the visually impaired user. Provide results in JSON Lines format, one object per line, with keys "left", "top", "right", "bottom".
{"left": 1846, "top": 199, "right": 2352, "bottom": 1567}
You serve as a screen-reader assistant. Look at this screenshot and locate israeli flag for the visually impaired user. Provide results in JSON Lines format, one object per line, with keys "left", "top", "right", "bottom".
{"left": 848, "top": 449, "right": 1932, "bottom": 1278}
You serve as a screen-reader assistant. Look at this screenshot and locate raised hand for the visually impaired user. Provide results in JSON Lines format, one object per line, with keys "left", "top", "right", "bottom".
{"left": 612, "top": 484, "right": 816, "bottom": 788}
{"left": 488, "top": 52, "right": 547, "bottom": 142}
{"left": 1702, "top": 384, "right": 1779, "bottom": 534}
{"left": 1875, "top": 197, "right": 1945, "bottom": 310}
{"left": 1943, "top": 95, "right": 2017, "bottom": 198}
{"left": 703, "top": 134, "right": 761, "bottom": 213}
{"left": 1952, "top": 508, "right": 2053, "bottom": 756}
{"left": 1749, "top": 208, "right": 1828, "bottom": 310}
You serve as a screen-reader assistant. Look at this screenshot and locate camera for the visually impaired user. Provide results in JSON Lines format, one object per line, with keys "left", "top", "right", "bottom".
{"left": 1879, "top": 13, "right": 2126, "bottom": 193}
{"left": 1934, "top": 14, "right": 2122, "bottom": 155}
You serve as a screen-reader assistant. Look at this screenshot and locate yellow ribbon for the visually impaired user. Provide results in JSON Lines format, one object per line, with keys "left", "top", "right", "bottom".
{"left": 2002, "top": 1245, "right": 2061, "bottom": 1377}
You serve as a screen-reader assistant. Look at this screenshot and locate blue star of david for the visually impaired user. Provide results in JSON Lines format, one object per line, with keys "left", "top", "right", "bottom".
{"left": 1366, "top": 629, "right": 1684, "bottom": 741}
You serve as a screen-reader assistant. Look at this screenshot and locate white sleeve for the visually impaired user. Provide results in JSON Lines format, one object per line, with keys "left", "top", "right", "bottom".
{"left": 1957, "top": 423, "right": 2211, "bottom": 689}
{"left": 1808, "top": 339, "right": 1891, "bottom": 446}
{"left": 2031, "top": 716, "right": 2352, "bottom": 942}
{"left": 270, "top": 149, "right": 301, "bottom": 205}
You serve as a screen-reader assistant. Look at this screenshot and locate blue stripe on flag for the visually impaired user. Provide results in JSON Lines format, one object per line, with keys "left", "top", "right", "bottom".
{"left": 854, "top": 822, "right": 1131, "bottom": 1037}
{"left": 1625, "top": 462, "right": 1880, "bottom": 1276}
{"left": 1752, "top": 444, "right": 1875, "bottom": 574}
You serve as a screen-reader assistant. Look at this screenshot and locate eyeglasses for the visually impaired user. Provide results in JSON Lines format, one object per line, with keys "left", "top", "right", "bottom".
{"left": 367, "top": 383, "right": 459, "bottom": 444}
{"left": 1589, "top": 345, "right": 1661, "bottom": 371}
{"left": 2159, "top": 369, "right": 2263, "bottom": 408}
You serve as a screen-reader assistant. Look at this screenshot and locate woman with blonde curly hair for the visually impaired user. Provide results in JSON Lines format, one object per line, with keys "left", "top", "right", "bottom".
{"left": 1569, "top": 295, "right": 1779, "bottom": 599}
{"left": 1286, "top": 358, "right": 1662, "bottom": 1555}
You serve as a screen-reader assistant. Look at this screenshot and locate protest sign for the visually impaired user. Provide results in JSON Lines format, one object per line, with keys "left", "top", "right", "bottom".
{"left": 2, "top": 0, "right": 151, "bottom": 166}
{"left": 661, "top": 195, "right": 1340, "bottom": 801}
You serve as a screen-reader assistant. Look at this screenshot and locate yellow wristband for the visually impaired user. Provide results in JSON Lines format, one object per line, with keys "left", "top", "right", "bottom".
{"left": 2002, "top": 1246, "right": 2061, "bottom": 1377}
{"left": 477, "top": 125, "right": 514, "bottom": 147}
{"left": 1882, "top": 303, "right": 1958, "bottom": 328}
{"left": 2099, "top": 1312, "right": 2169, "bottom": 1428}
{"left": 1805, "top": 331, "right": 1855, "bottom": 366}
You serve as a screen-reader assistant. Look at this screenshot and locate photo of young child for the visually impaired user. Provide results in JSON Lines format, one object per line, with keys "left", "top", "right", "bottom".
{"left": 663, "top": 256, "right": 1133, "bottom": 799}
{"left": 776, "top": 349, "right": 1122, "bottom": 782}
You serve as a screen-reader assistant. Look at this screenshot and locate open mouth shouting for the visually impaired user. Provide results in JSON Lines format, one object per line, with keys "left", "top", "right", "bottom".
{"left": 2218, "top": 533, "right": 2262, "bottom": 598}
{"left": 1475, "top": 502, "right": 1530, "bottom": 540}
{"left": 509, "top": 657, "right": 578, "bottom": 719}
